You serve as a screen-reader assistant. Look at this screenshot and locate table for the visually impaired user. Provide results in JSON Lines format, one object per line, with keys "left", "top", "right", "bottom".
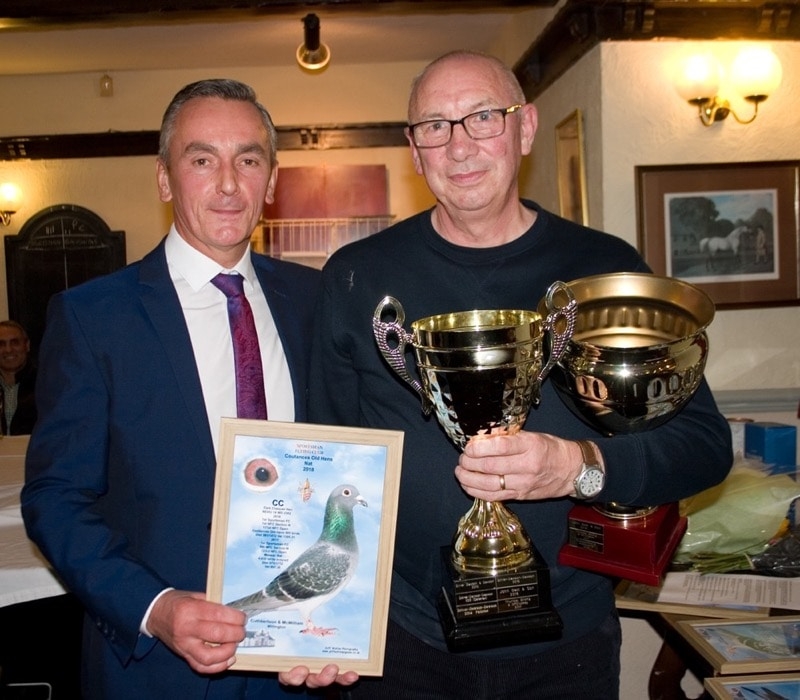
{"left": 0, "top": 436, "right": 68, "bottom": 607}
{"left": 615, "top": 578, "right": 774, "bottom": 699}
{"left": 0, "top": 436, "right": 80, "bottom": 696}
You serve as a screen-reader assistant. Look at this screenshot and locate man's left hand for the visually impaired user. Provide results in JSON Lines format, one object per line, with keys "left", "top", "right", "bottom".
{"left": 456, "top": 431, "right": 587, "bottom": 501}
{"left": 279, "top": 664, "right": 359, "bottom": 689}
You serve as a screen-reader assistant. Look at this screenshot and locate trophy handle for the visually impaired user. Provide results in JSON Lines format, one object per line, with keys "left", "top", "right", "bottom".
{"left": 372, "top": 296, "right": 432, "bottom": 415}
{"left": 537, "top": 280, "right": 578, "bottom": 385}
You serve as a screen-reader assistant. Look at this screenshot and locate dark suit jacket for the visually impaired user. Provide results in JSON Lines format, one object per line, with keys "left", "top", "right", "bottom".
{"left": 21, "top": 241, "right": 320, "bottom": 699}
{"left": 1, "top": 362, "right": 37, "bottom": 435}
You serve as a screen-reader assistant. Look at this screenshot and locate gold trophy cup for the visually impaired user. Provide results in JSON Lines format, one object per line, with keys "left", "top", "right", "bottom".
{"left": 373, "top": 281, "right": 577, "bottom": 650}
{"left": 542, "top": 272, "right": 715, "bottom": 585}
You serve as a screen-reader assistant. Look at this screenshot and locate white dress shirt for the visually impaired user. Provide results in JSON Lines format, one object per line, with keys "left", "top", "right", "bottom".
{"left": 164, "top": 227, "right": 295, "bottom": 454}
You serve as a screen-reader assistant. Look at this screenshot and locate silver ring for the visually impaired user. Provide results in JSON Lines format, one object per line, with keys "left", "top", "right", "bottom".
{"left": 499, "top": 474, "right": 506, "bottom": 490}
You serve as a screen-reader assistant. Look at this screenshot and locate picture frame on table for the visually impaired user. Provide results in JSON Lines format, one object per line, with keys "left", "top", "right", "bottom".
{"left": 705, "top": 673, "right": 800, "bottom": 699}
{"left": 207, "top": 418, "right": 404, "bottom": 675}
{"left": 636, "top": 160, "right": 800, "bottom": 309}
{"left": 555, "top": 109, "right": 588, "bottom": 226}
{"left": 676, "top": 617, "right": 800, "bottom": 675}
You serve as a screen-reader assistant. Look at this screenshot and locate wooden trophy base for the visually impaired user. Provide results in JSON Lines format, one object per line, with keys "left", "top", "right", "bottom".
{"left": 558, "top": 502, "right": 687, "bottom": 586}
{"left": 437, "top": 546, "right": 563, "bottom": 652}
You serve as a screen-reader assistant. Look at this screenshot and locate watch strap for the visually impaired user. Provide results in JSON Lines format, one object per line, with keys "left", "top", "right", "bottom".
{"left": 576, "top": 439, "right": 599, "bottom": 468}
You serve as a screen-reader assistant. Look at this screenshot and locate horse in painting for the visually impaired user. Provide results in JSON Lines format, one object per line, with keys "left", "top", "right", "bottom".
{"left": 699, "top": 226, "right": 747, "bottom": 271}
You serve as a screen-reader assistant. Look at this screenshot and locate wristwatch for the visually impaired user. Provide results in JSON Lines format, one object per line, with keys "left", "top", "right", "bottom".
{"left": 573, "top": 440, "right": 605, "bottom": 499}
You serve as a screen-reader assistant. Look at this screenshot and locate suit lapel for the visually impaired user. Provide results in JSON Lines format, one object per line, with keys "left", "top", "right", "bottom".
{"left": 138, "top": 242, "right": 215, "bottom": 459}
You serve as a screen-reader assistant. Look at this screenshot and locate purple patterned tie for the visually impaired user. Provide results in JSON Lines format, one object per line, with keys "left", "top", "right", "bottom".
{"left": 211, "top": 273, "right": 268, "bottom": 419}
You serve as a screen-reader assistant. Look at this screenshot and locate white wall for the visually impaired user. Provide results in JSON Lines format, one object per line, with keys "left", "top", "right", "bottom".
{"left": 0, "top": 1, "right": 563, "bottom": 324}
{"left": 0, "top": 62, "right": 438, "bottom": 320}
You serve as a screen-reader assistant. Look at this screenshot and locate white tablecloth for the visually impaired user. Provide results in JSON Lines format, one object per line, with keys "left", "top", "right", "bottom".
{"left": 0, "top": 439, "right": 69, "bottom": 608}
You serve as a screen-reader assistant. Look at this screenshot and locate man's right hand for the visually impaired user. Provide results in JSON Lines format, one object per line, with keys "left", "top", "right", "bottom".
{"left": 147, "top": 589, "right": 245, "bottom": 674}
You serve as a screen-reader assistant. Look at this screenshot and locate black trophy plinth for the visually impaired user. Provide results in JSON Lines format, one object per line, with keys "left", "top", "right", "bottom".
{"left": 437, "top": 546, "right": 563, "bottom": 652}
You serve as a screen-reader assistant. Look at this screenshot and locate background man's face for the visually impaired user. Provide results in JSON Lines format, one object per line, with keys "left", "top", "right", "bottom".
{"left": 0, "top": 326, "right": 29, "bottom": 375}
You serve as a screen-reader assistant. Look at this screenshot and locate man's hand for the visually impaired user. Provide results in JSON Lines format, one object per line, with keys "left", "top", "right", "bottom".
{"left": 148, "top": 590, "right": 361, "bottom": 688}
{"left": 147, "top": 590, "right": 245, "bottom": 674}
{"left": 279, "top": 664, "right": 359, "bottom": 689}
{"left": 456, "top": 432, "right": 593, "bottom": 501}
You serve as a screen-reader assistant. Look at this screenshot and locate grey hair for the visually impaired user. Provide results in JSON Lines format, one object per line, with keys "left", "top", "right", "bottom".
{"left": 408, "top": 50, "right": 526, "bottom": 121}
{"left": 158, "top": 79, "right": 277, "bottom": 166}
{"left": 0, "top": 320, "right": 29, "bottom": 340}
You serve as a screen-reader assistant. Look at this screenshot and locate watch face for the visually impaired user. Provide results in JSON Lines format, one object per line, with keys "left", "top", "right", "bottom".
{"left": 579, "top": 468, "right": 604, "bottom": 497}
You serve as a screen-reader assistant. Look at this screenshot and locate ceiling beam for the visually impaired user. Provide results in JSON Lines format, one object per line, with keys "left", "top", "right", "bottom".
{"left": 0, "top": 123, "right": 409, "bottom": 161}
{"left": 0, "top": 0, "right": 556, "bottom": 25}
{"left": 515, "top": 1, "right": 800, "bottom": 98}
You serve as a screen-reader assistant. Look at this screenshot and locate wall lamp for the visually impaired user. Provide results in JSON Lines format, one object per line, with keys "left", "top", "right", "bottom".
{"left": 0, "top": 182, "right": 22, "bottom": 226}
{"left": 296, "top": 13, "right": 330, "bottom": 72}
{"left": 675, "top": 46, "right": 782, "bottom": 126}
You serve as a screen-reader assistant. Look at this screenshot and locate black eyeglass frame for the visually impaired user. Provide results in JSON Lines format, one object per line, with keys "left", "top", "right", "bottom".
{"left": 408, "top": 104, "right": 524, "bottom": 148}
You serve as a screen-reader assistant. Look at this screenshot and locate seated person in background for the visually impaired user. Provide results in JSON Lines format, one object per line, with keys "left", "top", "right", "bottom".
{"left": 0, "top": 320, "right": 37, "bottom": 435}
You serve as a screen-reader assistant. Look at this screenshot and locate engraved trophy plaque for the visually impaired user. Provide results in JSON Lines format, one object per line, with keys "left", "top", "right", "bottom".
{"left": 542, "top": 272, "right": 716, "bottom": 586}
{"left": 373, "top": 281, "right": 577, "bottom": 651}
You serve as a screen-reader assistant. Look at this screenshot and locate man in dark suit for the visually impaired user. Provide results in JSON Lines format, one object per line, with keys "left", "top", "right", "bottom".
{"left": 0, "top": 319, "right": 37, "bottom": 435}
{"left": 22, "top": 79, "right": 355, "bottom": 699}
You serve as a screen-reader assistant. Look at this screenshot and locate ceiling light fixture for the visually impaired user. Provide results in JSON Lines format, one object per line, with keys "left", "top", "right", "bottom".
{"left": 296, "top": 13, "right": 330, "bottom": 72}
{"left": 675, "top": 45, "right": 782, "bottom": 127}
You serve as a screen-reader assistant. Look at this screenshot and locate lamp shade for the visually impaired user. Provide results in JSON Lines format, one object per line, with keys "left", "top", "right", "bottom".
{"left": 730, "top": 46, "right": 782, "bottom": 99}
{"left": 296, "top": 13, "right": 330, "bottom": 71}
{"left": 0, "top": 182, "right": 21, "bottom": 212}
{"left": 674, "top": 52, "right": 722, "bottom": 102}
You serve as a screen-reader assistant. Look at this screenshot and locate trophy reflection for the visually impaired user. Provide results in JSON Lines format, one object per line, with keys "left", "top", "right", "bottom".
{"left": 373, "top": 281, "right": 577, "bottom": 651}
{"left": 542, "top": 272, "right": 716, "bottom": 585}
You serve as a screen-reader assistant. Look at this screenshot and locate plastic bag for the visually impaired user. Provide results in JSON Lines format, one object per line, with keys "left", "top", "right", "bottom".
{"left": 673, "top": 457, "right": 800, "bottom": 565}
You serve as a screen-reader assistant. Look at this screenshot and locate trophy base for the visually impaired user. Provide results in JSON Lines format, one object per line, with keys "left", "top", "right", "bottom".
{"left": 558, "top": 502, "right": 687, "bottom": 586}
{"left": 437, "top": 546, "right": 563, "bottom": 652}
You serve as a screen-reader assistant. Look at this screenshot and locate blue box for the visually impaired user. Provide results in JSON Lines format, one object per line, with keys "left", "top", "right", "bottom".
{"left": 744, "top": 421, "right": 797, "bottom": 475}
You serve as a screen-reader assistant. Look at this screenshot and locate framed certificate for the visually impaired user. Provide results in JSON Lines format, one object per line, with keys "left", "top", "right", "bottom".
{"left": 207, "top": 419, "right": 404, "bottom": 675}
{"left": 705, "top": 673, "right": 800, "bottom": 699}
{"left": 676, "top": 616, "right": 800, "bottom": 674}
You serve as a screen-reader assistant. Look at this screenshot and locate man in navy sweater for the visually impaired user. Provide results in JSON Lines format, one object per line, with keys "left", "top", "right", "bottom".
{"left": 306, "top": 51, "right": 732, "bottom": 699}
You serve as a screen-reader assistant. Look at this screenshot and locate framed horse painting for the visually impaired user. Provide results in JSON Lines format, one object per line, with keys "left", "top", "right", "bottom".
{"left": 636, "top": 161, "right": 800, "bottom": 309}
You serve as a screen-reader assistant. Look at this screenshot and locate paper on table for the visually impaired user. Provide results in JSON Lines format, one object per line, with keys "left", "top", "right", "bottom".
{"left": 659, "top": 571, "right": 800, "bottom": 611}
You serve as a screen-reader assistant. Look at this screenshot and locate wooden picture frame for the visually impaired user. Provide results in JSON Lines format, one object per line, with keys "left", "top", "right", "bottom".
{"left": 555, "top": 110, "right": 588, "bottom": 226}
{"left": 636, "top": 161, "right": 800, "bottom": 309}
{"left": 705, "top": 673, "right": 800, "bottom": 699}
{"left": 207, "top": 419, "right": 404, "bottom": 675}
{"left": 676, "top": 617, "right": 800, "bottom": 675}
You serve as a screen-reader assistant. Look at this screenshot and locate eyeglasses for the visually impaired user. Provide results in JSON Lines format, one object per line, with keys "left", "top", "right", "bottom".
{"left": 409, "top": 105, "right": 523, "bottom": 148}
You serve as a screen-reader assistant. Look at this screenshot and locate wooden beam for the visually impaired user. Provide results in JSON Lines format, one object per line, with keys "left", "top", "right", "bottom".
{"left": 515, "top": 1, "right": 800, "bottom": 99}
{"left": 0, "top": 122, "right": 408, "bottom": 161}
{"left": 0, "top": 0, "right": 556, "bottom": 24}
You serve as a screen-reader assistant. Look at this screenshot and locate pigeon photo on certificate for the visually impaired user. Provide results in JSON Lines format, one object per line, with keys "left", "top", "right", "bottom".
{"left": 207, "top": 419, "right": 403, "bottom": 675}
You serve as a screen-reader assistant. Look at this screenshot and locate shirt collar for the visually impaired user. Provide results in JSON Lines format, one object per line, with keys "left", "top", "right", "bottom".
{"left": 165, "top": 225, "right": 258, "bottom": 292}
